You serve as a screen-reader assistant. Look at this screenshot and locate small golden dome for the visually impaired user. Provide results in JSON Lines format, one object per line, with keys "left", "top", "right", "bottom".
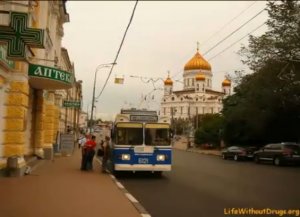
{"left": 184, "top": 51, "right": 211, "bottom": 71}
{"left": 195, "top": 73, "right": 205, "bottom": 81}
{"left": 222, "top": 79, "right": 231, "bottom": 86}
{"left": 164, "top": 77, "right": 173, "bottom": 85}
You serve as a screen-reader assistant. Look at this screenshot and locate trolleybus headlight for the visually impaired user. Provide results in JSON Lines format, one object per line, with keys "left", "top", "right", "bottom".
{"left": 121, "top": 154, "right": 131, "bottom": 160}
{"left": 157, "top": 155, "right": 165, "bottom": 161}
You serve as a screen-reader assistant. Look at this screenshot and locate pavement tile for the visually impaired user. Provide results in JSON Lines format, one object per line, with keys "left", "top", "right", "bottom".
{"left": 0, "top": 149, "right": 141, "bottom": 217}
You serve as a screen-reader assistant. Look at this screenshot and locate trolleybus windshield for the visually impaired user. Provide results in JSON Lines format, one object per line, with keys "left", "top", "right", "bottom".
{"left": 116, "top": 123, "right": 143, "bottom": 145}
{"left": 145, "top": 123, "right": 170, "bottom": 146}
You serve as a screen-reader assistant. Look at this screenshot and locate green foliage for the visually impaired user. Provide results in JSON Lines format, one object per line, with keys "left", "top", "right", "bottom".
{"left": 239, "top": 0, "right": 300, "bottom": 71}
{"left": 223, "top": 60, "right": 300, "bottom": 145}
{"left": 172, "top": 118, "right": 189, "bottom": 135}
{"left": 223, "top": 0, "right": 300, "bottom": 146}
{"left": 194, "top": 114, "right": 224, "bottom": 147}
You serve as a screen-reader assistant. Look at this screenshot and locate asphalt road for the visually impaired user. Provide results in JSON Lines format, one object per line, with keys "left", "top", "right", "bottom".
{"left": 118, "top": 149, "right": 300, "bottom": 217}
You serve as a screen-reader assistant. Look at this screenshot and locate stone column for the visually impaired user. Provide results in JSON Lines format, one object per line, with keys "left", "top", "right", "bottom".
{"left": 3, "top": 76, "right": 29, "bottom": 175}
{"left": 42, "top": 92, "right": 56, "bottom": 160}
{"left": 34, "top": 90, "right": 45, "bottom": 158}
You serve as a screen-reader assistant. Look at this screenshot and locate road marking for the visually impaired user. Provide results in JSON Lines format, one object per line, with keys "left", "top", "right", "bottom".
{"left": 141, "top": 214, "right": 151, "bottom": 217}
{"left": 125, "top": 193, "right": 138, "bottom": 203}
{"left": 116, "top": 181, "right": 124, "bottom": 189}
{"left": 110, "top": 174, "right": 116, "bottom": 179}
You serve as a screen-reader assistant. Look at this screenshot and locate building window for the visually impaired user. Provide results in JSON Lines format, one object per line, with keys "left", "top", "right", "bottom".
{"left": 202, "top": 107, "right": 205, "bottom": 114}
{"left": 187, "top": 79, "right": 190, "bottom": 86}
{"left": 192, "top": 79, "right": 194, "bottom": 86}
{"left": 181, "top": 107, "right": 183, "bottom": 114}
{"left": 163, "top": 107, "right": 166, "bottom": 115}
{"left": 172, "top": 97, "right": 175, "bottom": 101}
{"left": 211, "top": 107, "right": 213, "bottom": 113}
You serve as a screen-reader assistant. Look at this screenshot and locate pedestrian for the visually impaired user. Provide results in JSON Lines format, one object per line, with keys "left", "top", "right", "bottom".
{"left": 80, "top": 134, "right": 92, "bottom": 171}
{"left": 84, "top": 135, "right": 96, "bottom": 171}
{"left": 102, "top": 136, "right": 111, "bottom": 173}
{"left": 78, "top": 134, "right": 86, "bottom": 149}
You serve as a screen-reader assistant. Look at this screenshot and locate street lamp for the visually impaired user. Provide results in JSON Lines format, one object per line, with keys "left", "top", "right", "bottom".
{"left": 90, "top": 62, "right": 116, "bottom": 133}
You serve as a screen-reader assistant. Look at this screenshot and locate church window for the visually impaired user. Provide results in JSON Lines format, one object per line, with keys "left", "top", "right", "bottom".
{"left": 172, "top": 97, "right": 175, "bottom": 101}
{"left": 181, "top": 107, "right": 183, "bottom": 114}
{"left": 187, "top": 79, "right": 190, "bottom": 86}
{"left": 211, "top": 107, "right": 214, "bottom": 113}
{"left": 196, "top": 98, "right": 198, "bottom": 101}
{"left": 192, "top": 79, "right": 194, "bottom": 86}
{"left": 181, "top": 98, "right": 183, "bottom": 101}
{"left": 163, "top": 108, "right": 166, "bottom": 115}
{"left": 202, "top": 107, "right": 205, "bottom": 114}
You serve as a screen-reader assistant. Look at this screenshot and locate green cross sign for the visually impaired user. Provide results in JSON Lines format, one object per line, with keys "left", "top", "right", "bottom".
{"left": 0, "top": 11, "right": 45, "bottom": 61}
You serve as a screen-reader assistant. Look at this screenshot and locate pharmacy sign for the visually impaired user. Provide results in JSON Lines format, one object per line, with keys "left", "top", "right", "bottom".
{"left": 0, "top": 11, "right": 44, "bottom": 61}
{"left": 28, "top": 63, "right": 74, "bottom": 89}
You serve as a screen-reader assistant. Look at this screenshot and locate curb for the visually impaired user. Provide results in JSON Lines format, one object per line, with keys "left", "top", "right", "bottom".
{"left": 174, "top": 147, "right": 222, "bottom": 156}
{"left": 187, "top": 149, "right": 222, "bottom": 156}
{"left": 95, "top": 158, "right": 152, "bottom": 217}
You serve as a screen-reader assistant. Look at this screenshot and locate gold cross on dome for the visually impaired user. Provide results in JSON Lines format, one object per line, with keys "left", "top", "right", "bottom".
{"left": 197, "top": 41, "right": 200, "bottom": 52}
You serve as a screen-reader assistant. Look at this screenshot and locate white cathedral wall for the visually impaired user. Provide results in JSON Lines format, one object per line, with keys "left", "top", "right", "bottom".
{"left": 183, "top": 70, "right": 213, "bottom": 90}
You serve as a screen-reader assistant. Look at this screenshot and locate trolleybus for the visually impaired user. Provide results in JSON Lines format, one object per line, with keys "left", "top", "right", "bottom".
{"left": 108, "top": 108, "right": 172, "bottom": 175}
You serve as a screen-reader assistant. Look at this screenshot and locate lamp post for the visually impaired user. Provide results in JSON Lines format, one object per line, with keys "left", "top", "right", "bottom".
{"left": 89, "top": 62, "right": 116, "bottom": 133}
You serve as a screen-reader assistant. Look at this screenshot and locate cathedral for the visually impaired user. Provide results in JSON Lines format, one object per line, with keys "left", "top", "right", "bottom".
{"left": 160, "top": 47, "right": 231, "bottom": 121}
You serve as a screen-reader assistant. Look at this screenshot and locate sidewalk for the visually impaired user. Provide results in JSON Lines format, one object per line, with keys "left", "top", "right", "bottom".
{"left": 0, "top": 149, "right": 141, "bottom": 217}
{"left": 172, "top": 137, "right": 221, "bottom": 156}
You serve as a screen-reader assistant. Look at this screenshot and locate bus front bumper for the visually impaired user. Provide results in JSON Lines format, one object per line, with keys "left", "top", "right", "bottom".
{"left": 115, "top": 164, "right": 171, "bottom": 172}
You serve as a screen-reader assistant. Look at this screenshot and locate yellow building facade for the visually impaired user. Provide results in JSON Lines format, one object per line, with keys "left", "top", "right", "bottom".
{"left": 0, "top": 1, "right": 81, "bottom": 176}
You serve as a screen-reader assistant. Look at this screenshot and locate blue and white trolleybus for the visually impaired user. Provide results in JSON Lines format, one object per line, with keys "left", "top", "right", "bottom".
{"left": 109, "top": 109, "right": 172, "bottom": 175}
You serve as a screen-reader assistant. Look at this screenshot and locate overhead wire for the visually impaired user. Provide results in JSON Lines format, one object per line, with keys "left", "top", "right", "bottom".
{"left": 95, "top": 0, "right": 138, "bottom": 100}
{"left": 201, "top": 1, "right": 257, "bottom": 46}
{"left": 208, "top": 22, "right": 267, "bottom": 61}
{"left": 171, "top": 3, "right": 265, "bottom": 80}
{"left": 203, "top": 6, "right": 267, "bottom": 56}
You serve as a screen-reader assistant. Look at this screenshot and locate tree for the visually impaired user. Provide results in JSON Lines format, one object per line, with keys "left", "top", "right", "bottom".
{"left": 222, "top": 60, "right": 300, "bottom": 146}
{"left": 239, "top": 0, "right": 300, "bottom": 71}
{"left": 173, "top": 118, "right": 189, "bottom": 135}
{"left": 222, "top": 0, "right": 300, "bottom": 146}
{"left": 194, "top": 114, "right": 224, "bottom": 147}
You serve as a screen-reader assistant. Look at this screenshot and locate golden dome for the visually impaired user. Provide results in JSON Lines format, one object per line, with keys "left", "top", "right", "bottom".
{"left": 195, "top": 73, "right": 205, "bottom": 81}
{"left": 184, "top": 51, "right": 211, "bottom": 71}
{"left": 164, "top": 77, "right": 173, "bottom": 85}
{"left": 222, "top": 79, "right": 231, "bottom": 86}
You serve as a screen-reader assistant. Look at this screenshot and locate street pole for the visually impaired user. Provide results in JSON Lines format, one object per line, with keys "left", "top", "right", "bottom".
{"left": 89, "top": 63, "right": 116, "bottom": 134}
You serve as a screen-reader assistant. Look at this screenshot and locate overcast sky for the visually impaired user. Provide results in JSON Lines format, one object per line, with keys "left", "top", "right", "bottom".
{"left": 62, "top": 1, "right": 268, "bottom": 121}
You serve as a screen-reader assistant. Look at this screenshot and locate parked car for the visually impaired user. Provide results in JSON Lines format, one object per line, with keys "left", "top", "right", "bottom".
{"left": 222, "top": 146, "right": 257, "bottom": 161}
{"left": 254, "top": 143, "right": 300, "bottom": 166}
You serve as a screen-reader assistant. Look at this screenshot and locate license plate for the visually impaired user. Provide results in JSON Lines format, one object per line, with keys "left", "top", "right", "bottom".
{"left": 134, "top": 146, "right": 154, "bottom": 153}
{"left": 138, "top": 158, "right": 149, "bottom": 164}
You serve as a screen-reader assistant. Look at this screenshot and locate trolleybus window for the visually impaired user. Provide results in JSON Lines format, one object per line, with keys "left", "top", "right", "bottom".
{"left": 116, "top": 123, "right": 143, "bottom": 145}
{"left": 145, "top": 124, "right": 170, "bottom": 146}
